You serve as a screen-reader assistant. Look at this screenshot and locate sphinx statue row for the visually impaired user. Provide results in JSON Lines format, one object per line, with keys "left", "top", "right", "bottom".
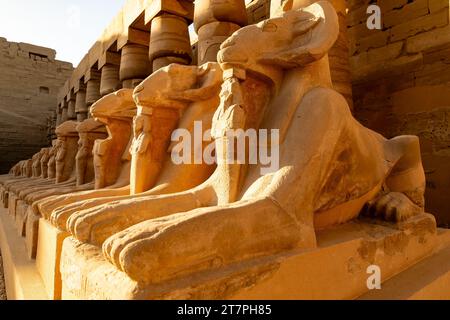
{"left": 0, "top": 1, "right": 429, "bottom": 298}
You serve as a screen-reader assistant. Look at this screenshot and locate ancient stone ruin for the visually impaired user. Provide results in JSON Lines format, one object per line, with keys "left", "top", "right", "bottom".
{"left": 0, "top": 38, "right": 73, "bottom": 174}
{"left": 0, "top": 0, "right": 449, "bottom": 300}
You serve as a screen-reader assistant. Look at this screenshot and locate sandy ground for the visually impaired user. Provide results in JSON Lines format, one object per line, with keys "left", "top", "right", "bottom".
{"left": 0, "top": 252, "right": 6, "bottom": 300}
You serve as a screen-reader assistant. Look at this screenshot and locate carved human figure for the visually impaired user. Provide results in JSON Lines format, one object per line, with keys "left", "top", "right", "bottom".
{"left": 47, "top": 141, "right": 58, "bottom": 179}
{"left": 75, "top": 119, "right": 108, "bottom": 186}
{"left": 91, "top": 89, "right": 135, "bottom": 190}
{"left": 39, "top": 148, "right": 52, "bottom": 179}
{"left": 31, "top": 151, "right": 44, "bottom": 178}
{"left": 55, "top": 121, "right": 80, "bottom": 184}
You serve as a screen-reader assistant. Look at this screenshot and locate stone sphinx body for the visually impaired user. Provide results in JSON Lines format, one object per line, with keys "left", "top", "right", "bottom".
{"left": 21, "top": 119, "right": 108, "bottom": 204}
{"left": 39, "top": 62, "right": 223, "bottom": 230}
{"left": 58, "top": 1, "right": 426, "bottom": 287}
{"left": 13, "top": 119, "right": 105, "bottom": 215}
{"left": 6, "top": 121, "right": 80, "bottom": 206}
{"left": 33, "top": 89, "right": 138, "bottom": 226}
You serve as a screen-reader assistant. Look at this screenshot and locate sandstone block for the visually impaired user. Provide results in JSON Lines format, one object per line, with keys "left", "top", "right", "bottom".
{"left": 352, "top": 53, "right": 423, "bottom": 82}
{"left": 384, "top": 0, "right": 429, "bottom": 28}
{"left": 346, "top": 0, "right": 370, "bottom": 11}
{"left": 379, "top": 0, "right": 408, "bottom": 12}
{"left": 347, "top": 5, "right": 368, "bottom": 27}
{"left": 414, "top": 60, "right": 450, "bottom": 85}
{"left": 351, "top": 42, "right": 403, "bottom": 69}
{"left": 429, "top": 0, "right": 449, "bottom": 13}
{"left": 423, "top": 44, "right": 450, "bottom": 64}
{"left": 390, "top": 9, "right": 449, "bottom": 42}
{"left": 351, "top": 30, "right": 390, "bottom": 55}
{"left": 406, "top": 25, "right": 450, "bottom": 53}
{"left": 392, "top": 85, "right": 450, "bottom": 114}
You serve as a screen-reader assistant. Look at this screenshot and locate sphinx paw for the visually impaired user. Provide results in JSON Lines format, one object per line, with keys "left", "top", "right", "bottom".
{"left": 38, "top": 196, "right": 61, "bottom": 219}
{"left": 51, "top": 199, "right": 97, "bottom": 230}
{"left": 102, "top": 218, "right": 182, "bottom": 282}
{"left": 68, "top": 203, "right": 129, "bottom": 246}
{"left": 102, "top": 220, "right": 165, "bottom": 271}
{"left": 364, "top": 192, "right": 422, "bottom": 222}
{"left": 51, "top": 205, "right": 77, "bottom": 230}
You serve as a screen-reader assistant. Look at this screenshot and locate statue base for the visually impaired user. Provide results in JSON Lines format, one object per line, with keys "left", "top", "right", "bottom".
{"left": 15, "top": 200, "right": 28, "bottom": 237}
{"left": 2, "top": 205, "right": 450, "bottom": 300}
{"left": 8, "top": 193, "right": 18, "bottom": 217}
{"left": 0, "top": 207, "right": 48, "bottom": 299}
{"left": 1, "top": 187, "right": 8, "bottom": 208}
{"left": 25, "top": 208, "right": 41, "bottom": 259}
{"left": 59, "top": 213, "right": 450, "bottom": 300}
{"left": 35, "top": 219, "right": 69, "bottom": 300}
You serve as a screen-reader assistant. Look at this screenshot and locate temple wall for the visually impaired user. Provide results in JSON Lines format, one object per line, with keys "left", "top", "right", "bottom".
{"left": 348, "top": 0, "right": 450, "bottom": 226}
{"left": 0, "top": 37, "right": 73, "bottom": 174}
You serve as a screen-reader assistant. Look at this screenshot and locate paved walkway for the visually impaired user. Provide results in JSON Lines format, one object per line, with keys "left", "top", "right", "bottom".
{"left": 0, "top": 252, "right": 6, "bottom": 300}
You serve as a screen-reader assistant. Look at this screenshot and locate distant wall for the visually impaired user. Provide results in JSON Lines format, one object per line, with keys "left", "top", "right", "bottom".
{"left": 348, "top": 0, "right": 450, "bottom": 226}
{"left": 0, "top": 37, "right": 73, "bottom": 173}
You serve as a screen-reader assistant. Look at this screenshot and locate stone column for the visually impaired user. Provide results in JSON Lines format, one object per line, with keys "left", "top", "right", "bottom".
{"left": 75, "top": 82, "right": 88, "bottom": 122}
{"left": 271, "top": 0, "right": 353, "bottom": 109}
{"left": 67, "top": 92, "right": 77, "bottom": 120}
{"left": 61, "top": 99, "right": 69, "bottom": 123}
{"left": 149, "top": 14, "right": 193, "bottom": 71}
{"left": 120, "top": 44, "right": 152, "bottom": 89}
{"left": 99, "top": 63, "right": 121, "bottom": 96}
{"left": 194, "top": 0, "right": 248, "bottom": 64}
{"left": 85, "top": 68, "right": 102, "bottom": 117}
{"left": 56, "top": 102, "right": 62, "bottom": 126}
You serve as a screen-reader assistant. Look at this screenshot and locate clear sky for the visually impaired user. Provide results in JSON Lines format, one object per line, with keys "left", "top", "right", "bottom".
{"left": 0, "top": 0, "right": 125, "bottom": 66}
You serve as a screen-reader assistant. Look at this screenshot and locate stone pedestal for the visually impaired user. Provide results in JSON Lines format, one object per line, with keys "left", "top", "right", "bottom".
{"left": 15, "top": 200, "right": 27, "bottom": 237}
{"left": 59, "top": 214, "right": 450, "bottom": 300}
{"left": 25, "top": 207, "right": 40, "bottom": 259}
{"left": 8, "top": 193, "right": 18, "bottom": 217}
{"left": 0, "top": 208, "right": 48, "bottom": 300}
{"left": 36, "top": 219, "right": 69, "bottom": 300}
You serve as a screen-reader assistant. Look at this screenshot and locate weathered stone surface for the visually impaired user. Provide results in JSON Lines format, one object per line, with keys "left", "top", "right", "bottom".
{"left": 349, "top": 0, "right": 450, "bottom": 226}
{"left": 384, "top": 0, "right": 429, "bottom": 28}
{"left": 0, "top": 39, "right": 73, "bottom": 174}
{"left": 390, "top": 9, "right": 449, "bottom": 42}
{"left": 429, "top": 0, "right": 449, "bottom": 12}
{"left": 379, "top": 0, "right": 408, "bottom": 12}
{"left": 406, "top": 25, "right": 450, "bottom": 53}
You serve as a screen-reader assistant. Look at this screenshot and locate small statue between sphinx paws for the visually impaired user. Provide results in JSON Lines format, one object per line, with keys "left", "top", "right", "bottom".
{"left": 363, "top": 192, "right": 423, "bottom": 222}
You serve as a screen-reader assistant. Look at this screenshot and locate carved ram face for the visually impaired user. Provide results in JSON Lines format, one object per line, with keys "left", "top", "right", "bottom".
{"left": 90, "top": 89, "right": 137, "bottom": 123}
{"left": 218, "top": 1, "right": 339, "bottom": 83}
